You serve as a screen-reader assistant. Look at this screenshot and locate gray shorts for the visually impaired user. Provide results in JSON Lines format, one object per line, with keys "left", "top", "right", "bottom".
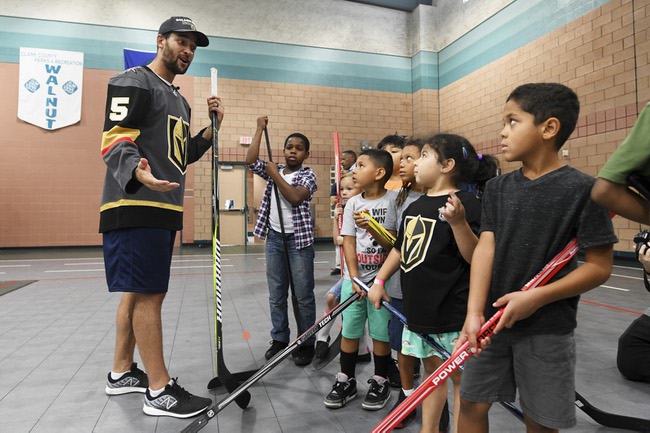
{"left": 459, "top": 331, "right": 576, "bottom": 429}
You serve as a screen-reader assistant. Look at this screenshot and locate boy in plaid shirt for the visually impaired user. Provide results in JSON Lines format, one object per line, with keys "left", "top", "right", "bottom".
{"left": 246, "top": 116, "right": 318, "bottom": 366}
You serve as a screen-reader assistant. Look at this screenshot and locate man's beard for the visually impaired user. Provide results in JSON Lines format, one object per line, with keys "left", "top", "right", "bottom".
{"left": 162, "top": 45, "right": 189, "bottom": 76}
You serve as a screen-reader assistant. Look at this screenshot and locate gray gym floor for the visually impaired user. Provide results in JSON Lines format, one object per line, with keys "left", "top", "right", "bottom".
{"left": 0, "top": 244, "right": 648, "bottom": 432}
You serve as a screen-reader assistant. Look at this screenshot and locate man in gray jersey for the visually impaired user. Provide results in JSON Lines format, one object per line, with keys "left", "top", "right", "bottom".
{"left": 101, "top": 16, "right": 222, "bottom": 419}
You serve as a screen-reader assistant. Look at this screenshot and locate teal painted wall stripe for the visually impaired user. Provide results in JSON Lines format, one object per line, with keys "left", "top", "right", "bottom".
{"left": 0, "top": 16, "right": 414, "bottom": 93}
{"left": 411, "top": 50, "right": 438, "bottom": 92}
{"left": 0, "top": 1, "right": 611, "bottom": 93}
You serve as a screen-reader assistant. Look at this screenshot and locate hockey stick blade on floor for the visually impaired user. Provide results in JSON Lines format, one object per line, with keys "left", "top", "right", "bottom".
{"left": 575, "top": 391, "right": 650, "bottom": 432}
{"left": 181, "top": 292, "right": 361, "bottom": 433}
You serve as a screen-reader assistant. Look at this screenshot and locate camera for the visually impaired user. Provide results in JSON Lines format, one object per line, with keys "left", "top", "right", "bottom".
{"left": 634, "top": 230, "right": 650, "bottom": 259}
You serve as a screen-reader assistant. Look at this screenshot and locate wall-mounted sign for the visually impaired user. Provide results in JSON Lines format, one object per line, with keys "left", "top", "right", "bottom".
{"left": 18, "top": 47, "right": 84, "bottom": 130}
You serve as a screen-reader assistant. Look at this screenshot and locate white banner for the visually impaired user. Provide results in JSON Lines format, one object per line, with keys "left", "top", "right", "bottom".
{"left": 18, "top": 47, "right": 84, "bottom": 130}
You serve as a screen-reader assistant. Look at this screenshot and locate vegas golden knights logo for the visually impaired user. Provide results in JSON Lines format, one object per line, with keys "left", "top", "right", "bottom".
{"left": 401, "top": 215, "right": 436, "bottom": 273}
{"left": 167, "top": 115, "right": 190, "bottom": 174}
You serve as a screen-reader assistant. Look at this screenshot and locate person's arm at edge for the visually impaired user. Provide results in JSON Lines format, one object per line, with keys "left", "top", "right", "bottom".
{"left": 591, "top": 178, "right": 649, "bottom": 225}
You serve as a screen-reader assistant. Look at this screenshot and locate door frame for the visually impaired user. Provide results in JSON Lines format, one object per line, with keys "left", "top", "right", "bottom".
{"left": 218, "top": 161, "right": 248, "bottom": 247}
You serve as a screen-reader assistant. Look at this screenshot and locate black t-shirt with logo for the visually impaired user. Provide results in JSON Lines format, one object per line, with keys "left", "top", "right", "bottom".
{"left": 394, "top": 191, "right": 482, "bottom": 334}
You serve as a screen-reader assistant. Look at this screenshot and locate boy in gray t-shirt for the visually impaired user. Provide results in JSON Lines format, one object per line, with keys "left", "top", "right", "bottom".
{"left": 457, "top": 83, "right": 617, "bottom": 432}
{"left": 324, "top": 149, "right": 397, "bottom": 411}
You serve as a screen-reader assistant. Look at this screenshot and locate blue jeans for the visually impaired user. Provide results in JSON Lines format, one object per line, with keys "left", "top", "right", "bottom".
{"left": 266, "top": 229, "right": 316, "bottom": 345}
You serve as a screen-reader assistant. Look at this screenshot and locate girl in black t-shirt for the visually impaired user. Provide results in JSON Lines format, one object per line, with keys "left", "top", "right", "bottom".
{"left": 368, "top": 134, "right": 497, "bottom": 433}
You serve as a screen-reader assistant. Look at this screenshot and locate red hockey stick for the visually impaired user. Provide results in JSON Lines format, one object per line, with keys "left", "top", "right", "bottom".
{"left": 333, "top": 132, "right": 344, "bottom": 277}
{"left": 373, "top": 238, "right": 580, "bottom": 432}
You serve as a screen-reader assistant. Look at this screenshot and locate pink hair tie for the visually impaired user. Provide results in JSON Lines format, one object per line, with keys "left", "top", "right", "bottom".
{"left": 477, "top": 153, "right": 483, "bottom": 160}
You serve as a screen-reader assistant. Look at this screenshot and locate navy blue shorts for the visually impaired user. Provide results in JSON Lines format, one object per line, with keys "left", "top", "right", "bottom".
{"left": 103, "top": 228, "right": 176, "bottom": 293}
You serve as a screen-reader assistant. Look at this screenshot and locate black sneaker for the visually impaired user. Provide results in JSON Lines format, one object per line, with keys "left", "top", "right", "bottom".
{"left": 324, "top": 372, "right": 357, "bottom": 409}
{"left": 362, "top": 375, "right": 391, "bottom": 410}
{"left": 105, "top": 362, "right": 149, "bottom": 395}
{"left": 265, "top": 340, "right": 288, "bottom": 360}
{"left": 388, "top": 358, "right": 401, "bottom": 388}
{"left": 315, "top": 339, "right": 330, "bottom": 359}
{"left": 292, "top": 344, "right": 315, "bottom": 366}
{"left": 392, "top": 389, "right": 417, "bottom": 429}
{"left": 330, "top": 268, "right": 341, "bottom": 275}
{"left": 143, "top": 378, "right": 211, "bottom": 418}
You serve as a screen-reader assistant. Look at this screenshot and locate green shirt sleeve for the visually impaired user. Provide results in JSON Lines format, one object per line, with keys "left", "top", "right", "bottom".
{"left": 598, "top": 102, "right": 650, "bottom": 184}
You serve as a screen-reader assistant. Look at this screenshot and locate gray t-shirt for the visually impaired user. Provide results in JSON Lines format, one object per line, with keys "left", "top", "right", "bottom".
{"left": 342, "top": 190, "right": 398, "bottom": 282}
{"left": 384, "top": 189, "right": 423, "bottom": 298}
{"left": 481, "top": 166, "right": 618, "bottom": 334}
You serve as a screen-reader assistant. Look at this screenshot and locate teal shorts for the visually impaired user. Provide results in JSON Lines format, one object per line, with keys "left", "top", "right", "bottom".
{"left": 341, "top": 278, "right": 390, "bottom": 342}
{"left": 401, "top": 328, "right": 461, "bottom": 360}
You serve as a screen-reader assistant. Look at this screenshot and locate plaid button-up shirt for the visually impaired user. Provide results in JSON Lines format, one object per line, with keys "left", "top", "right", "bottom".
{"left": 248, "top": 159, "right": 317, "bottom": 249}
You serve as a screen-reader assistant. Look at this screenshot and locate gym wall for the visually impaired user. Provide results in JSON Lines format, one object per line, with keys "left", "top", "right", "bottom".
{"left": 0, "top": 0, "right": 647, "bottom": 252}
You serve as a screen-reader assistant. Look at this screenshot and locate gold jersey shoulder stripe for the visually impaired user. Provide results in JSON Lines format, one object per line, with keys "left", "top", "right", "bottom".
{"left": 101, "top": 126, "right": 141, "bottom": 155}
{"left": 100, "top": 199, "right": 183, "bottom": 213}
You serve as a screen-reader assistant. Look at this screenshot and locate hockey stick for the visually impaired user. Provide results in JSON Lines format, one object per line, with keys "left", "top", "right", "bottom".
{"left": 353, "top": 277, "right": 525, "bottom": 422}
{"left": 205, "top": 68, "right": 250, "bottom": 409}
{"left": 362, "top": 211, "right": 396, "bottom": 245}
{"left": 334, "top": 132, "right": 344, "bottom": 277}
{"left": 574, "top": 391, "right": 650, "bottom": 431}
{"left": 263, "top": 126, "right": 303, "bottom": 338}
{"left": 373, "top": 238, "right": 580, "bottom": 432}
{"left": 181, "top": 292, "right": 361, "bottom": 433}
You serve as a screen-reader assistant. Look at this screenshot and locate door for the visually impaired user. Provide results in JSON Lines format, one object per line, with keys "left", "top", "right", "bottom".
{"left": 218, "top": 163, "right": 247, "bottom": 245}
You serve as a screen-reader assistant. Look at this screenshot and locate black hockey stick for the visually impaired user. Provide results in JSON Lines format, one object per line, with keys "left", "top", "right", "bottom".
{"left": 181, "top": 292, "right": 361, "bottom": 433}
{"left": 205, "top": 68, "right": 250, "bottom": 409}
{"left": 353, "top": 277, "right": 525, "bottom": 423}
{"left": 262, "top": 126, "right": 303, "bottom": 336}
{"left": 575, "top": 391, "right": 650, "bottom": 431}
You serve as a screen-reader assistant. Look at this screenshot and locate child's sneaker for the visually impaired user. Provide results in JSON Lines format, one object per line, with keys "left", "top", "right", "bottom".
{"left": 392, "top": 389, "right": 417, "bottom": 429}
{"left": 362, "top": 375, "right": 391, "bottom": 410}
{"left": 265, "top": 340, "right": 288, "bottom": 360}
{"left": 143, "top": 378, "right": 211, "bottom": 418}
{"left": 314, "top": 339, "right": 330, "bottom": 359}
{"left": 387, "top": 358, "right": 401, "bottom": 388}
{"left": 105, "top": 362, "right": 149, "bottom": 395}
{"left": 324, "top": 372, "right": 357, "bottom": 409}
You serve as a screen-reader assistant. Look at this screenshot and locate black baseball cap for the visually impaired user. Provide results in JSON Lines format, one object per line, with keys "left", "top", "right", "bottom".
{"left": 158, "top": 16, "right": 209, "bottom": 47}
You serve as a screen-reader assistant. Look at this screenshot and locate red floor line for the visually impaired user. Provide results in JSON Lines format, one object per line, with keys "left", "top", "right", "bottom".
{"left": 580, "top": 298, "right": 643, "bottom": 316}
{"left": 0, "top": 281, "right": 18, "bottom": 290}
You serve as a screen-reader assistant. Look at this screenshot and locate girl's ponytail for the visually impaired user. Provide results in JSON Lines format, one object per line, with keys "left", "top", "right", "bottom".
{"left": 473, "top": 153, "right": 499, "bottom": 195}
{"left": 426, "top": 133, "right": 498, "bottom": 196}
